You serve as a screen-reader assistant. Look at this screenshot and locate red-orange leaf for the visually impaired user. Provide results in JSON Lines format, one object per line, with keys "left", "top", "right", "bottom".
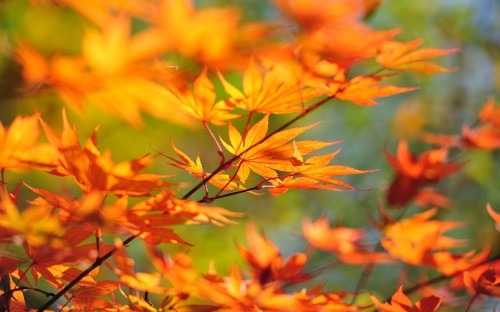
{"left": 385, "top": 141, "right": 461, "bottom": 207}
{"left": 337, "top": 76, "right": 417, "bottom": 106}
{"left": 381, "top": 208, "right": 471, "bottom": 270}
{"left": 487, "top": 204, "right": 500, "bottom": 231}
{"left": 371, "top": 286, "right": 442, "bottom": 312}
{"left": 303, "top": 217, "right": 391, "bottom": 264}
{"left": 167, "top": 141, "right": 245, "bottom": 191}
{"left": 0, "top": 114, "right": 57, "bottom": 170}
{"left": 218, "top": 58, "right": 318, "bottom": 114}
{"left": 268, "top": 150, "right": 375, "bottom": 195}
{"left": 376, "top": 39, "right": 459, "bottom": 73}
{"left": 172, "top": 68, "right": 240, "bottom": 125}
{"left": 39, "top": 110, "right": 166, "bottom": 196}
{"left": 221, "top": 115, "right": 335, "bottom": 183}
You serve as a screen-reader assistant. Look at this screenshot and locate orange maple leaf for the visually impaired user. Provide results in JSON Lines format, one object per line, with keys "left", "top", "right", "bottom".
{"left": 337, "top": 76, "right": 417, "bottom": 106}
{"left": 268, "top": 150, "right": 375, "bottom": 195}
{"left": 172, "top": 68, "right": 240, "bottom": 125}
{"left": 66, "top": 280, "right": 120, "bottom": 310}
{"left": 275, "top": 0, "right": 376, "bottom": 31}
{"left": 0, "top": 190, "right": 63, "bottom": 247}
{"left": 376, "top": 39, "right": 459, "bottom": 73}
{"left": 39, "top": 110, "right": 166, "bottom": 196}
{"left": 487, "top": 204, "right": 500, "bottom": 231}
{"left": 0, "top": 275, "right": 27, "bottom": 311}
{"left": 16, "top": 22, "right": 191, "bottom": 127}
{"left": 218, "top": 58, "right": 318, "bottom": 114}
{"left": 413, "top": 188, "right": 449, "bottom": 209}
{"left": 380, "top": 208, "right": 489, "bottom": 275}
{"left": 464, "top": 268, "right": 500, "bottom": 298}
{"left": 385, "top": 141, "right": 461, "bottom": 207}
{"left": 370, "top": 286, "right": 442, "bottom": 312}
{"left": 0, "top": 114, "right": 57, "bottom": 171}
{"left": 130, "top": 190, "right": 244, "bottom": 227}
{"left": 423, "top": 248, "right": 491, "bottom": 276}
{"left": 259, "top": 46, "right": 346, "bottom": 97}
{"left": 303, "top": 217, "right": 391, "bottom": 264}
{"left": 221, "top": 115, "right": 335, "bottom": 183}
{"left": 275, "top": 0, "right": 399, "bottom": 68}
{"left": 150, "top": 0, "right": 272, "bottom": 69}
{"left": 237, "top": 222, "right": 311, "bottom": 285}
{"left": 31, "top": 0, "right": 154, "bottom": 27}
{"left": 167, "top": 141, "right": 245, "bottom": 191}
{"left": 422, "top": 99, "right": 500, "bottom": 150}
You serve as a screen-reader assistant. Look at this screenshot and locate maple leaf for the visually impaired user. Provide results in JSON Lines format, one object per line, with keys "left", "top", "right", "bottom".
{"left": 111, "top": 247, "right": 172, "bottom": 294}
{"left": 370, "top": 286, "right": 442, "bottom": 312}
{"left": 385, "top": 141, "right": 461, "bottom": 207}
{"left": 151, "top": 0, "right": 273, "bottom": 69}
{"left": 275, "top": 0, "right": 376, "bottom": 31}
{"left": 0, "top": 275, "right": 27, "bottom": 311}
{"left": 413, "top": 188, "right": 449, "bottom": 209}
{"left": 451, "top": 257, "right": 500, "bottom": 299}
{"left": 237, "top": 222, "right": 311, "bottom": 285}
{"left": 38, "top": 110, "right": 166, "bottom": 196}
{"left": 487, "top": 204, "right": 500, "bottom": 231}
{"left": 0, "top": 190, "right": 63, "bottom": 247}
{"left": 337, "top": 76, "right": 417, "bottom": 106}
{"left": 0, "top": 114, "right": 57, "bottom": 171}
{"left": 464, "top": 268, "right": 500, "bottom": 298}
{"left": 66, "top": 280, "right": 120, "bottom": 310}
{"left": 422, "top": 99, "right": 500, "bottom": 150}
{"left": 31, "top": 0, "right": 155, "bottom": 27}
{"left": 16, "top": 26, "right": 192, "bottom": 127}
{"left": 130, "top": 190, "right": 244, "bottom": 227}
{"left": 218, "top": 58, "right": 319, "bottom": 114}
{"left": 274, "top": 0, "right": 400, "bottom": 68}
{"left": 167, "top": 141, "right": 245, "bottom": 191}
{"left": 171, "top": 68, "right": 240, "bottom": 125}
{"left": 376, "top": 39, "right": 459, "bottom": 73}
{"left": 303, "top": 217, "right": 391, "bottom": 264}
{"left": 479, "top": 98, "right": 500, "bottom": 127}
{"left": 259, "top": 46, "right": 346, "bottom": 96}
{"left": 423, "top": 248, "right": 491, "bottom": 276}
{"left": 268, "top": 151, "right": 375, "bottom": 195}
{"left": 221, "top": 115, "right": 335, "bottom": 183}
{"left": 381, "top": 208, "right": 472, "bottom": 268}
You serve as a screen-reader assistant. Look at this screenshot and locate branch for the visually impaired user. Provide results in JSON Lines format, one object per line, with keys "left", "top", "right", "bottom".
{"left": 181, "top": 95, "right": 337, "bottom": 200}
{"left": 404, "top": 252, "right": 500, "bottom": 296}
{"left": 37, "top": 235, "right": 137, "bottom": 311}
{"left": 38, "top": 95, "right": 338, "bottom": 310}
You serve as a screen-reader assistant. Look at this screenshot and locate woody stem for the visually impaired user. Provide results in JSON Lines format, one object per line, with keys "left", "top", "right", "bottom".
{"left": 37, "top": 235, "right": 137, "bottom": 311}
{"left": 181, "top": 95, "right": 337, "bottom": 200}
{"left": 40, "top": 95, "right": 338, "bottom": 310}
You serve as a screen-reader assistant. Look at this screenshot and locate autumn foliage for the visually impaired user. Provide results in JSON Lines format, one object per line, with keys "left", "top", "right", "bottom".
{"left": 0, "top": 0, "right": 499, "bottom": 311}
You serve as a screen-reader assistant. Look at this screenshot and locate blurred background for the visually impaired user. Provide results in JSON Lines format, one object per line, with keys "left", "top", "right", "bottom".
{"left": 0, "top": 0, "right": 499, "bottom": 310}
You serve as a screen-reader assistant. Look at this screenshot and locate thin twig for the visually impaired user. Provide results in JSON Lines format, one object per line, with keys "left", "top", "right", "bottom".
{"left": 203, "top": 121, "right": 226, "bottom": 166}
{"left": 37, "top": 235, "right": 137, "bottom": 311}
{"left": 350, "top": 205, "right": 407, "bottom": 304}
{"left": 404, "top": 252, "right": 500, "bottom": 296}
{"left": 181, "top": 95, "right": 336, "bottom": 200}
{"left": 38, "top": 95, "right": 338, "bottom": 310}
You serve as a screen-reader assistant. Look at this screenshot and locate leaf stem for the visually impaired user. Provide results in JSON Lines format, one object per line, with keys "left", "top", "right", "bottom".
{"left": 350, "top": 204, "right": 407, "bottom": 304}
{"left": 203, "top": 121, "right": 226, "bottom": 166}
{"left": 181, "top": 95, "right": 337, "bottom": 200}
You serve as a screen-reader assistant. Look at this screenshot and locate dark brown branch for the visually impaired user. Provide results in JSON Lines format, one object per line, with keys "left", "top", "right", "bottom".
{"left": 37, "top": 235, "right": 137, "bottom": 311}
{"left": 38, "top": 95, "right": 338, "bottom": 310}
{"left": 181, "top": 95, "right": 337, "bottom": 200}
